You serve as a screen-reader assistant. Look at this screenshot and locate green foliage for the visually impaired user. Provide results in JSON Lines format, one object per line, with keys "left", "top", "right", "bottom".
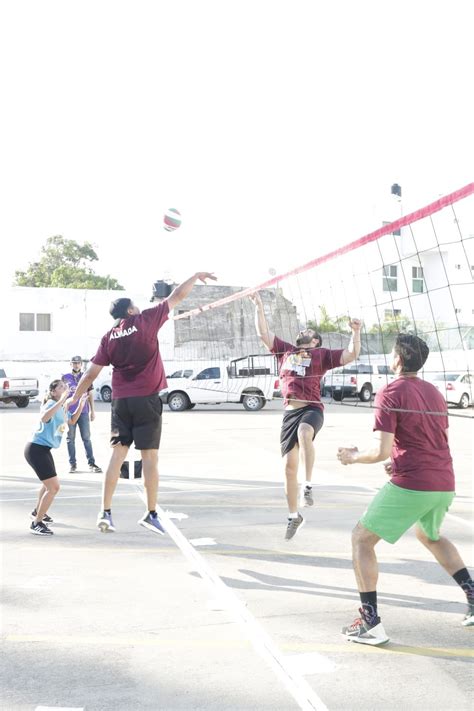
{"left": 307, "top": 306, "right": 350, "bottom": 333}
{"left": 368, "top": 315, "right": 412, "bottom": 335}
{"left": 14, "top": 236, "right": 124, "bottom": 290}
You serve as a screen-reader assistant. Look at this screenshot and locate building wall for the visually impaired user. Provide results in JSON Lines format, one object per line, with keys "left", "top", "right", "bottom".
{"left": 1, "top": 287, "right": 174, "bottom": 361}
{"left": 173, "top": 286, "right": 299, "bottom": 360}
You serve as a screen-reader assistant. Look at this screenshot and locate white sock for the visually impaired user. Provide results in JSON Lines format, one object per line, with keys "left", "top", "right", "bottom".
{"left": 305, "top": 482, "right": 312, "bottom": 489}
{"left": 288, "top": 512, "right": 299, "bottom": 519}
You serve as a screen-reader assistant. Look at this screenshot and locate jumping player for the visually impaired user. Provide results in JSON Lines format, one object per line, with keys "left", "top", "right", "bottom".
{"left": 251, "top": 291, "right": 361, "bottom": 539}
{"left": 67, "top": 271, "right": 216, "bottom": 535}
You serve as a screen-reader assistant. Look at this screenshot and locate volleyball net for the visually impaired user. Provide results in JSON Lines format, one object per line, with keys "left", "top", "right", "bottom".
{"left": 161, "top": 183, "right": 474, "bottom": 416}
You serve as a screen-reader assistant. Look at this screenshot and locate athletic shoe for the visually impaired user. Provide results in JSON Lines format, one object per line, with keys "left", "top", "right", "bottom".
{"left": 462, "top": 601, "right": 474, "bottom": 627}
{"left": 69, "top": 464, "right": 77, "bottom": 473}
{"left": 30, "top": 509, "right": 54, "bottom": 525}
{"left": 302, "top": 486, "right": 314, "bottom": 507}
{"left": 97, "top": 511, "right": 115, "bottom": 533}
{"left": 285, "top": 513, "right": 305, "bottom": 540}
{"left": 342, "top": 609, "right": 390, "bottom": 646}
{"left": 30, "top": 521, "right": 53, "bottom": 536}
{"left": 89, "top": 464, "right": 102, "bottom": 473}
{"left": 138, "top": 512, "right": 166, "bottom": 535}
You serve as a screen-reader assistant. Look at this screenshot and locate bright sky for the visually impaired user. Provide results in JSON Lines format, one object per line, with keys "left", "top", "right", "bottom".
{"left": 2, "top": 0, "right": 473, "bottom": 298}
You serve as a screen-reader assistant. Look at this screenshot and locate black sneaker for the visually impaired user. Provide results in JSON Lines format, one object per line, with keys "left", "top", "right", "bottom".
{"left": 69, "top": 464, "right": 77, "bottom": 473}
{"left": 342, "top": 608, "right": 389, "bottom": 646}
{"left": 97, "top": 511, "right": 115, "bottom": 532}
{"left": 302, "top": 485, "right": 314, "bottom": 507}
{"left": 30, "top": 509, "right": 54, "bottom": 525}
{"left": 138, "top": 512, "right": 166, "bottom": 535}
{"left": 462, "top": 601, "right": 474, "bottom": 627}
{"left": 285, "top": 513, "right": 305, "bottom": 540}
{"left": 30, "top": 521, "right": 53, "bottom": 536}
{"left": 89, "top": 464, "right": 102, "bottom": 473}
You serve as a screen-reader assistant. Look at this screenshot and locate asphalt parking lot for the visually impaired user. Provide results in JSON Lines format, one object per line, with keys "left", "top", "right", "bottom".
{"left": 1, "top": 400, "right": 472, "bottom": 711}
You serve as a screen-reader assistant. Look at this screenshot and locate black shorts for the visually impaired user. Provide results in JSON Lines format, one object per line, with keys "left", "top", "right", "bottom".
{"left": 111, "top": 393, "right": 163, "bottom": 450}
{"left": 24, "top": 442, "right": 58, "bottom": 481}
{"left": 280, "top": 405, "right": 324, "bottom": 456}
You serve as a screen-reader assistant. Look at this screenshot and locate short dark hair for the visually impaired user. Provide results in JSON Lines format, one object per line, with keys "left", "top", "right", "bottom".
{"left": 43, "top": 379, "right": 63, "bottom": 405}
{"left": 109, "top": 297, "right": 132, "bottom": 320}
{"left": 394, "top": 333, "right": 429, "bottom": 373}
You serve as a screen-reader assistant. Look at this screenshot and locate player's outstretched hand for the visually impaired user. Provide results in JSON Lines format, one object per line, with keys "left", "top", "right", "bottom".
{"left": 337, "top": 446, "right": 359, "bottom": 465}
{"left": 349, "top": 318, "right": 362, "bottom": 331}
{"left": 249, "top": 291, "right": 263, "bottom": 308}
{"left": 384, "top": 461, "right": 393, "bottom": 476}
{"left": 196, "top": 272, "right": 217, "bottom": 284}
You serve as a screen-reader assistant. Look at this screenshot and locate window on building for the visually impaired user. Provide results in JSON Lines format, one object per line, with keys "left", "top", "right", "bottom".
{"left": 455, "top": 308, "right": 461, "bottom": 314}
{"left": 384, "top": 309, "right": 401, "bottom": 320}
{"left": 412, "top": 266, "right": 424, "bottom": 293}
{"left": 382, "top": 265, "right": 398, "bottom": 292}
{"left": 454, "top": 264, "right": 461, "bottom": 270}
{"left": 36, "top": 313, "right": 52, "bottom": 331}
{"left": 19, "top": 312, "right": 52, "bottom": 332}
{"left": 19, "top": 313, "right": 35, "bottom": 331}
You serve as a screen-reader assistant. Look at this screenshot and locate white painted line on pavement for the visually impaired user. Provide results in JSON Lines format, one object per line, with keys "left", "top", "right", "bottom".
{"left": 164, "top": 510, "right": 189, "bottom": 520}
{"left": 134, "top": 483, "right": 329, "bottom": 711}
{"left": 283, "top": 653, "right": 336, "bottom": 675}
{"left": 0, "top": 492, "right": 135, "bottom": 503}
{"left": 190, "top": 538, "right": 217, "bottom": 546}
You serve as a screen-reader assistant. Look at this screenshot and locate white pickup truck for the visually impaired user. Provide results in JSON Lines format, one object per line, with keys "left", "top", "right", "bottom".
{"left": 160, "top": 355, "right": 278, "bottom": 411}
{"left": 0, "top": 368, "right": 39, "bottom": 408}
{"left": 324, "top": 360, "right": 395, "bottom": 402}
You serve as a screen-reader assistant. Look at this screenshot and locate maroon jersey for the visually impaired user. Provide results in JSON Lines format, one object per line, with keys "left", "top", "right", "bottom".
{"left": 374, "top": 377, "right": 454, "bottom": 491}
{"left": 272, "top": 336, "right": 344, "bottom": 407}
{"left": 92, "top": 302, "right": 169, "bottom": 399}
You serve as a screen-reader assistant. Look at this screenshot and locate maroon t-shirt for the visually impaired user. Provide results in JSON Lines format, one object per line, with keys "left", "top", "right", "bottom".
{"left": 91, "top": 302, "right": 170, "bottom": 399}
{"left": 271, "top": 336, "right": 344, "bottom": 407}
{"left": 373, "top": 377, "right": 454, "bottom": 491}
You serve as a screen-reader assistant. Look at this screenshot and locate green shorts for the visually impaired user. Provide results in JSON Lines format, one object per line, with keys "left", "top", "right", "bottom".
{"left": 360, "top": 482, "right": 455, "bottom": 544}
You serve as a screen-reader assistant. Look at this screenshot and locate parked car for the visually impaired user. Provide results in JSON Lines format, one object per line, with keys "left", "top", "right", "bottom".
{"left": 168, "top": 369, "right": 195, "bottom": 379}
{"left": 0, "top": 368, "right": 39, "bottom": 408}
{"left": 93, "top": 369, "right": 113, "bottom": 403}
{"left": 95, "top": 367, "right": 196, "bottom": 402}
{"left": 430, "top": 372, "right": 472, "bottom": 409}
{"left": 324, "top": 361, "right": 395, "bottom": 402}
{"left": 160, "top": 354, "right": 278, "bottom": 411}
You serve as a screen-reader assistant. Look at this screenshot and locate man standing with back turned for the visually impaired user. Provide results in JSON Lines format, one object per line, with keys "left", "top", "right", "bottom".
{"left": 338, "top": 333, "right": 474, "bottom": 645}
{"left": 67, "top": 271, "right": 216, "bottom": 535}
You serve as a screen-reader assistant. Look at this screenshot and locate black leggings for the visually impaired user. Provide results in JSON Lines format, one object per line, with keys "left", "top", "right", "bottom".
{"left": 24, "top": 442, "right": 57, "bottom": 481}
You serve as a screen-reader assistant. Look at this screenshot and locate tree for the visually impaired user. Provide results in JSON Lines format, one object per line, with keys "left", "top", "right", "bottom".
{"left": 14, "top": 235, "right": 124, "bottom": 290}
{"left": 368, "top": 315, "right": 412, "bottom": 335}
{"left": 307, "top": 306, "right": 351, "bottom": 333}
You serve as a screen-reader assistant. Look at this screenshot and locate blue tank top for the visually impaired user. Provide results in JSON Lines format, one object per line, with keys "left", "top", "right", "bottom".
{"left": 31, "top": 400, "right": 67, "bottom": 449}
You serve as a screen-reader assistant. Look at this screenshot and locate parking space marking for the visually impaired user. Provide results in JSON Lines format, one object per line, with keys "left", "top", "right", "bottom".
{"left": 134, "top": 484, "right": 329, "bottom": 711}
{"left": 6, "top": 636, "right": 472, "bottom": 659}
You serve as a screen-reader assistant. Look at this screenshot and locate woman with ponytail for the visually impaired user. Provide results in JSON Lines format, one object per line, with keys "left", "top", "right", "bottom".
{"left": 25, "top": 379, "right": 88, "bottom": 535}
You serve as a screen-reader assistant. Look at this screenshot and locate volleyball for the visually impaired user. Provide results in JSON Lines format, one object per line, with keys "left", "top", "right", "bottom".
{"left": 163, "top": 208, "right": 182, "bottom": 232}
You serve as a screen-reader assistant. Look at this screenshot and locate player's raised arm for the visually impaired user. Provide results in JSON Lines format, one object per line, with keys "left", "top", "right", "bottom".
{"left": 166, "top": 272, "right": 217, "bottom": 310}
{"left": 250, "top": 291, "right": 274, "bottom": 351}
{"left": 66, "top": 362, "right": 104, "bottom": 408}
{"left": 340, "top": 318, "right": 362, "bottom": 365}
